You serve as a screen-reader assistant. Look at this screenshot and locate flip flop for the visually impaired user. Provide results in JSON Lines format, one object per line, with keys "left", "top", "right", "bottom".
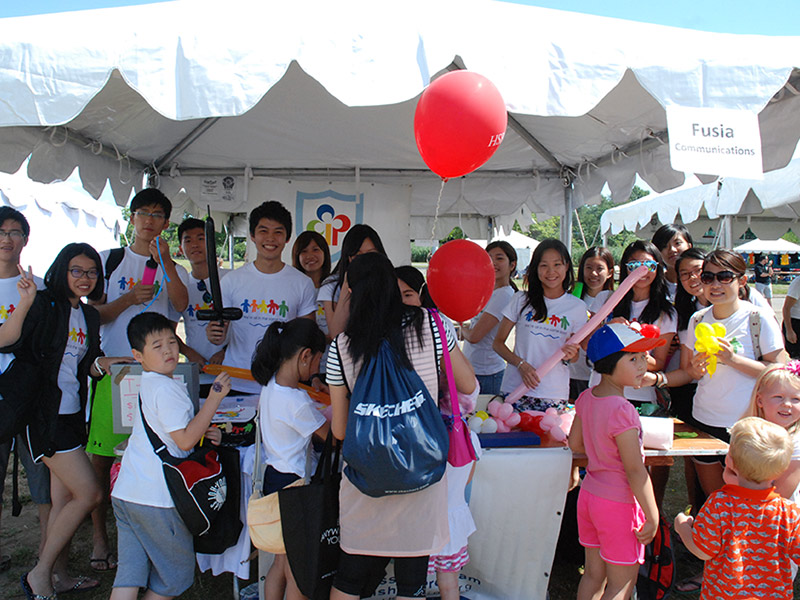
{"left": 675, "top": 574, "right": 703, "bottom": 594}
{"left": 55, "top": 575, "right": 100, "bottom": 595}
{"left": 20, "top": 573, "right": 57, "bottom": 600}
{"left": 89, "top": 552, "right": 117, "bottom": 572}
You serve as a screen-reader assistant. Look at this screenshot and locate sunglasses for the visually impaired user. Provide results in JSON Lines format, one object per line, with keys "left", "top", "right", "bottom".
{"left": 700, "top": 270, "right": 741, "bottom": 285}
{"left": 196, "top": 280, "right": 213, "bottom": 304}
{"left": 625, "top": 260, "right": 659, "bottom": 273}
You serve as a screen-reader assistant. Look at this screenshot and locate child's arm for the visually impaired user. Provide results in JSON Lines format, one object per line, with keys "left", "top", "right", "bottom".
{"left": 170, "top": 372, "right": 231, "bottom": 451}
{"left": 0, "top": 266, "right": 36, "bottom": 348}
{"left": 617, "top": 428, "right": 659, "bottom": 545}
{"left": 312, "top": 420, "right": 331, "bottom": 442}
{"left": 568, "top": 415, "right": 585, "bottom": 454}
{"left": 775, "top": 459, "right": 800, "bottom": 499}
{"left": 673, "top": 513, "right": 712, "bottom": 560}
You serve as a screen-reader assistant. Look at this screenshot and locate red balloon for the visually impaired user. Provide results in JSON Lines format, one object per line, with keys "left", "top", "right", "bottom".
{"left": 414, "top": 71, "right": 507, "bottom": 179}
{"left": 427, "top": 239, "right": 494, "bottom": 322}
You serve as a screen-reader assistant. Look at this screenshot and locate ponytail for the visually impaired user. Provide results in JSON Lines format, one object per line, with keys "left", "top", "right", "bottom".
{"left": 251, "top": 318, "right": 326, "bottom": 385}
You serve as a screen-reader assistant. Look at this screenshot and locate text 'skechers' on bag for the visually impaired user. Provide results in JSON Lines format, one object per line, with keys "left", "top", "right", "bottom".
{"left": 343, "top": 340, "right": 448, "bottom": 497}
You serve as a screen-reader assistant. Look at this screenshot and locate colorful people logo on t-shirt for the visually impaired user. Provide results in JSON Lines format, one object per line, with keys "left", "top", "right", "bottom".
{"left": 240, "top": 298, "right": 294, "bottom": 326}
{"left": 523, "top": 310, "right": 572, "bottom": 338}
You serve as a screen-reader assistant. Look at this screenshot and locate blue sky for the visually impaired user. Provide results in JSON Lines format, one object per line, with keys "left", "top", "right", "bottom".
{"left": 2, "top": 0, "right": 798, "bottom": 36}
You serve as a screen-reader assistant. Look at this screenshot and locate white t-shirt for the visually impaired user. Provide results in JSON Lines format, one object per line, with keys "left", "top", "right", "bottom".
{"left": 0, "top": 273, "right": 44, "bottom": 374}
{"left": 500, "top": 291, "right": 588, "bottom": 400}
{"left": 589, "top": 298, "right": 678, "bottom": 403}
{"left": 316, "top": 277, "right": 340, "bottom": 305}
{"left": 570, "top": 290, "right": 612, "bottom": 382}
{"left": 220, "top": 263, "right": 317, "bottom": 393}
{"left": 57, "top": 306, "right": 89, "bottom": 414}
{"left": 258, "top": 378, "right": 326, "bottom": 477}
{"left": 688, "top": 302, "right": 784, "bottom": 428}
{"left": 787, "top": 277, "right": 800, "bottom": 320}
{"left": 99, "top": 247, "right": 186, "bottom": 357}
{"left": 463, "top": 285, "right": 514, "bottom": 376}
{"left": 112, "top": 371, "right": 193, "bottom": 508}
{"left": 177, "top": 268, "right": 229, "bottom": 384}
{"left": 666, "top": 280, "right": 678, "bottom": 302}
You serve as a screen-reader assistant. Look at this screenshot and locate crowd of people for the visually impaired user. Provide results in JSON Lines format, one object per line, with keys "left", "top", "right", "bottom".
{"left": 2, "top": 188, "right": 800, "bottom": 600}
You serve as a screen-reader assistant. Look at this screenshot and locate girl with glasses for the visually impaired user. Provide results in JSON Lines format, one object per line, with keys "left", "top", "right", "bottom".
{"left": 1, "top": 243, "right": 132, "bottom": 599}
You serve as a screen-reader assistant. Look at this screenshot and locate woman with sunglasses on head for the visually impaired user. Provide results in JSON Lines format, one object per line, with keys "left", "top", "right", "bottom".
{"left": 1, "top": 244, "right": 133, "bottom": 599}
{"left": 686, "top": 248, "right": 785, "bottom": 436}
{"left": 460, "top": 241, "right": 518, "bottom": 396}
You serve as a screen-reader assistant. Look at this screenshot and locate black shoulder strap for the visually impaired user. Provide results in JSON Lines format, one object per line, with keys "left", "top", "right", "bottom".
{"left": 104, "top": 247, "right": 125, "bottom": 282}
{"left": 138, "top": 395, "right": 176, "bottom": 465}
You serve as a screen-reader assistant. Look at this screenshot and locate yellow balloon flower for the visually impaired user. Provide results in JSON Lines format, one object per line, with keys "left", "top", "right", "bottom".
{"left": 694, "top": 322, "right": 727, "bottom": 377}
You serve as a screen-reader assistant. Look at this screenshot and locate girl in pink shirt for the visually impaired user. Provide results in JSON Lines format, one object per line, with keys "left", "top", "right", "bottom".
{"left": 569, "top": 323, "right": 662, "bottom": 600}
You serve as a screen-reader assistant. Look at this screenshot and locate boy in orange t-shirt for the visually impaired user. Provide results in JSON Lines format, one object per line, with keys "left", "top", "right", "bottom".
{"left": 674, "top": 417, "right": 800, "bottom": 599}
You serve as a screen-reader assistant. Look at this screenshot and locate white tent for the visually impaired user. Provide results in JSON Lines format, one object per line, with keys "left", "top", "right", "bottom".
{"left": 600, "top": 157, "right": 800, "bottom": 247}
{"left": 0, "top": 0, "right": 799, "bottom": 261}
{"left": 733, "top": 238, "right": 800, "bottom": 254}
{"left": 0, "top": 168, "right": 123, "bottom": 275}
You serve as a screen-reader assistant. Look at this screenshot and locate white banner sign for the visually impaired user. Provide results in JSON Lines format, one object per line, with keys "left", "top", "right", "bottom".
{"left": 666, "top": 106, "right": 763, "bottom": 179}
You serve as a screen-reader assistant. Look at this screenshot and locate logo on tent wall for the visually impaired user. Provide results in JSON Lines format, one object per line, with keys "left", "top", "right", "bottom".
{"left": 296, "top": 190, "right": 364, "bottom": 262}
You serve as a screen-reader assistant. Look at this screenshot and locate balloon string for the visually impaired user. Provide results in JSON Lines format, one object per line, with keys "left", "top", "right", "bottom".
{"left": 431, "top": 178, "right": 447, "bottom": 243}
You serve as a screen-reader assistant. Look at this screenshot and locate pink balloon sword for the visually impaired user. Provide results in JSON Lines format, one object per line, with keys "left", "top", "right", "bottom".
{"left": 504, "top": 265, "right": 649, "bottom": 404}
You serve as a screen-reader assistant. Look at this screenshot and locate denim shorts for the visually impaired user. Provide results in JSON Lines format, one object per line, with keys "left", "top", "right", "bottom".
{"left": 112, "top": 497, "right": 195, "bottom": 596}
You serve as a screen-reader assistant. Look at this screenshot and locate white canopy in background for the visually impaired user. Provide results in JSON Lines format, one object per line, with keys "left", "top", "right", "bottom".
{"left": 733, "top": 238, "right": 800, "bottom": 254}
{"left": 0, "top": 168, "right": 123, "bottom": 275}
{"left": 0, "top": 0, "right": 799, "bottom": 252}
{"left": 600, "top": 157, "right": 800, "bottom": 246}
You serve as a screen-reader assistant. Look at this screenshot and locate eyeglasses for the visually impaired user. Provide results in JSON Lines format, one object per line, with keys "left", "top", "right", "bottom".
{"left": 197, "top": 280, "right": 213, "bottom": 304}
{"left": 133, "top": 211, "right": 166, "bottom": 221}
{"left": 69, "top": 268, "right": 100, "bottom": 280}
{"left": 625, "top": 260, "right": 659, "bottom": 273}
{"left": 700, "top": 270, "right": 740, "bottom": 285}
{"left": 679, "top": 268, "right": 703, "bottom": 282}
{"left": 0, "top": 230, "right": 25, "bottom": 241}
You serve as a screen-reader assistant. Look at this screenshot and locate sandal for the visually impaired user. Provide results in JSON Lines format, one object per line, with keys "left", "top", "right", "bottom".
{"left": 675, "top": 574, "right": 703, "bottom": 594}
{"left": 89, "top": 552, "right": 117, "bottom": 572}
{"left": 54, "top": 575, "right": 100, "bottom": 595}
{"left": 20, "top": 573, "right": 58, "bottom": 600}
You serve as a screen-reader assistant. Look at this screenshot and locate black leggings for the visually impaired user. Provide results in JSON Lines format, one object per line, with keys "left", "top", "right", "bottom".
{"left": 333, "top": 551, "right": 429, "bottom": 598}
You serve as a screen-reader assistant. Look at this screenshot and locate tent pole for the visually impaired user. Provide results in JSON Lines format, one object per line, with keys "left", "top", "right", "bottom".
{"left": 561, "top": 184, "right": 574, "bottom": 255}
{"left": 722, "top": 215, "right": 733, "bottom": 249}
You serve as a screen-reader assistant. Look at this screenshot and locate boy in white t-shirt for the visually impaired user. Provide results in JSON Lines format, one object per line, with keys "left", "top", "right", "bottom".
{"left": 206, "top": 201, "right": 317, "bottom": 394}
{"left": 175, "top": 217, "right": 228, "bottom": 393}
{"left": 87, "top": 188, "right": 189, "bottom": 571}
{"left": 111, "top": 312, "right": 230, "bottom": 600}
{"left": 0, "top": 207, "right": 55, "bottom": 581}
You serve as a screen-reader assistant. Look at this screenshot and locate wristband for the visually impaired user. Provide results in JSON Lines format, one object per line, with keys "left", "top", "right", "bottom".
{"left": 93, "top": 356, "right": 105, "bottom": 376}
{"left": 516, "top": 358, "right": 525, "bottom": 368}
{"left": 655, "top": 371, "right": 668, "bottom": 388}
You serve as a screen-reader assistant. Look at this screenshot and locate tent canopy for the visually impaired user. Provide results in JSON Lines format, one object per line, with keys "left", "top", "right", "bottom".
{"left": 600, "top": 156, "right": 800, "bottom": 244}
{"left": 733, "top": 238, "right": 800, "bottom": 254}
{"left": 0, "top": 167, "right": 123, "bottom": 275}
{"left": 0, "top": 0, "right": 799, "bottom": 237}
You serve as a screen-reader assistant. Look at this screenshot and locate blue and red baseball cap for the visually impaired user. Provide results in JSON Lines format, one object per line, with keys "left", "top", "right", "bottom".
{"left": 587, "top": 322, "right": 665, "bottom": 363}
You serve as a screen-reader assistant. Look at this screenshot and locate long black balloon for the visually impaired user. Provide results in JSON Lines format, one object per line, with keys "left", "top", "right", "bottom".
{"left": 196, "top": 208, "right": 242, "bottom": 322}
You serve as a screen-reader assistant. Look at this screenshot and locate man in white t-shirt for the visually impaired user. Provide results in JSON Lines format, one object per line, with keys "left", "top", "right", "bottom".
{"left": 86, "top": 188, "right": 189, "bottom": 572}
{"left": 207, "top": 201, "right": 317, "bottom": 394}
{"left": 175, "top": 217, "right": 229, "bottom": 392}
{"left": 0, "top": 207, "right": 56, "bottom": 582}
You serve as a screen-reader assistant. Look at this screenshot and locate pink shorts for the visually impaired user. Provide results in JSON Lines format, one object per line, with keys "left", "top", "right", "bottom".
{"left": 577, "top": 488, "right": 645, "bottom": 565}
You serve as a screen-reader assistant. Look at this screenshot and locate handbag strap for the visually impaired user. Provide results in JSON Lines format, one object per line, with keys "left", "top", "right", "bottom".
{"left": 138, "top": 395, "right": 177, "bottom": 465}
{"left": 428, "top": 309, "right": 461, "bottom": 422}
{"left": 310, "top": 431, "right": 342, "bottom": 485}
{"left": 252, "top": 415, "right": 264, "bottom": 495}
